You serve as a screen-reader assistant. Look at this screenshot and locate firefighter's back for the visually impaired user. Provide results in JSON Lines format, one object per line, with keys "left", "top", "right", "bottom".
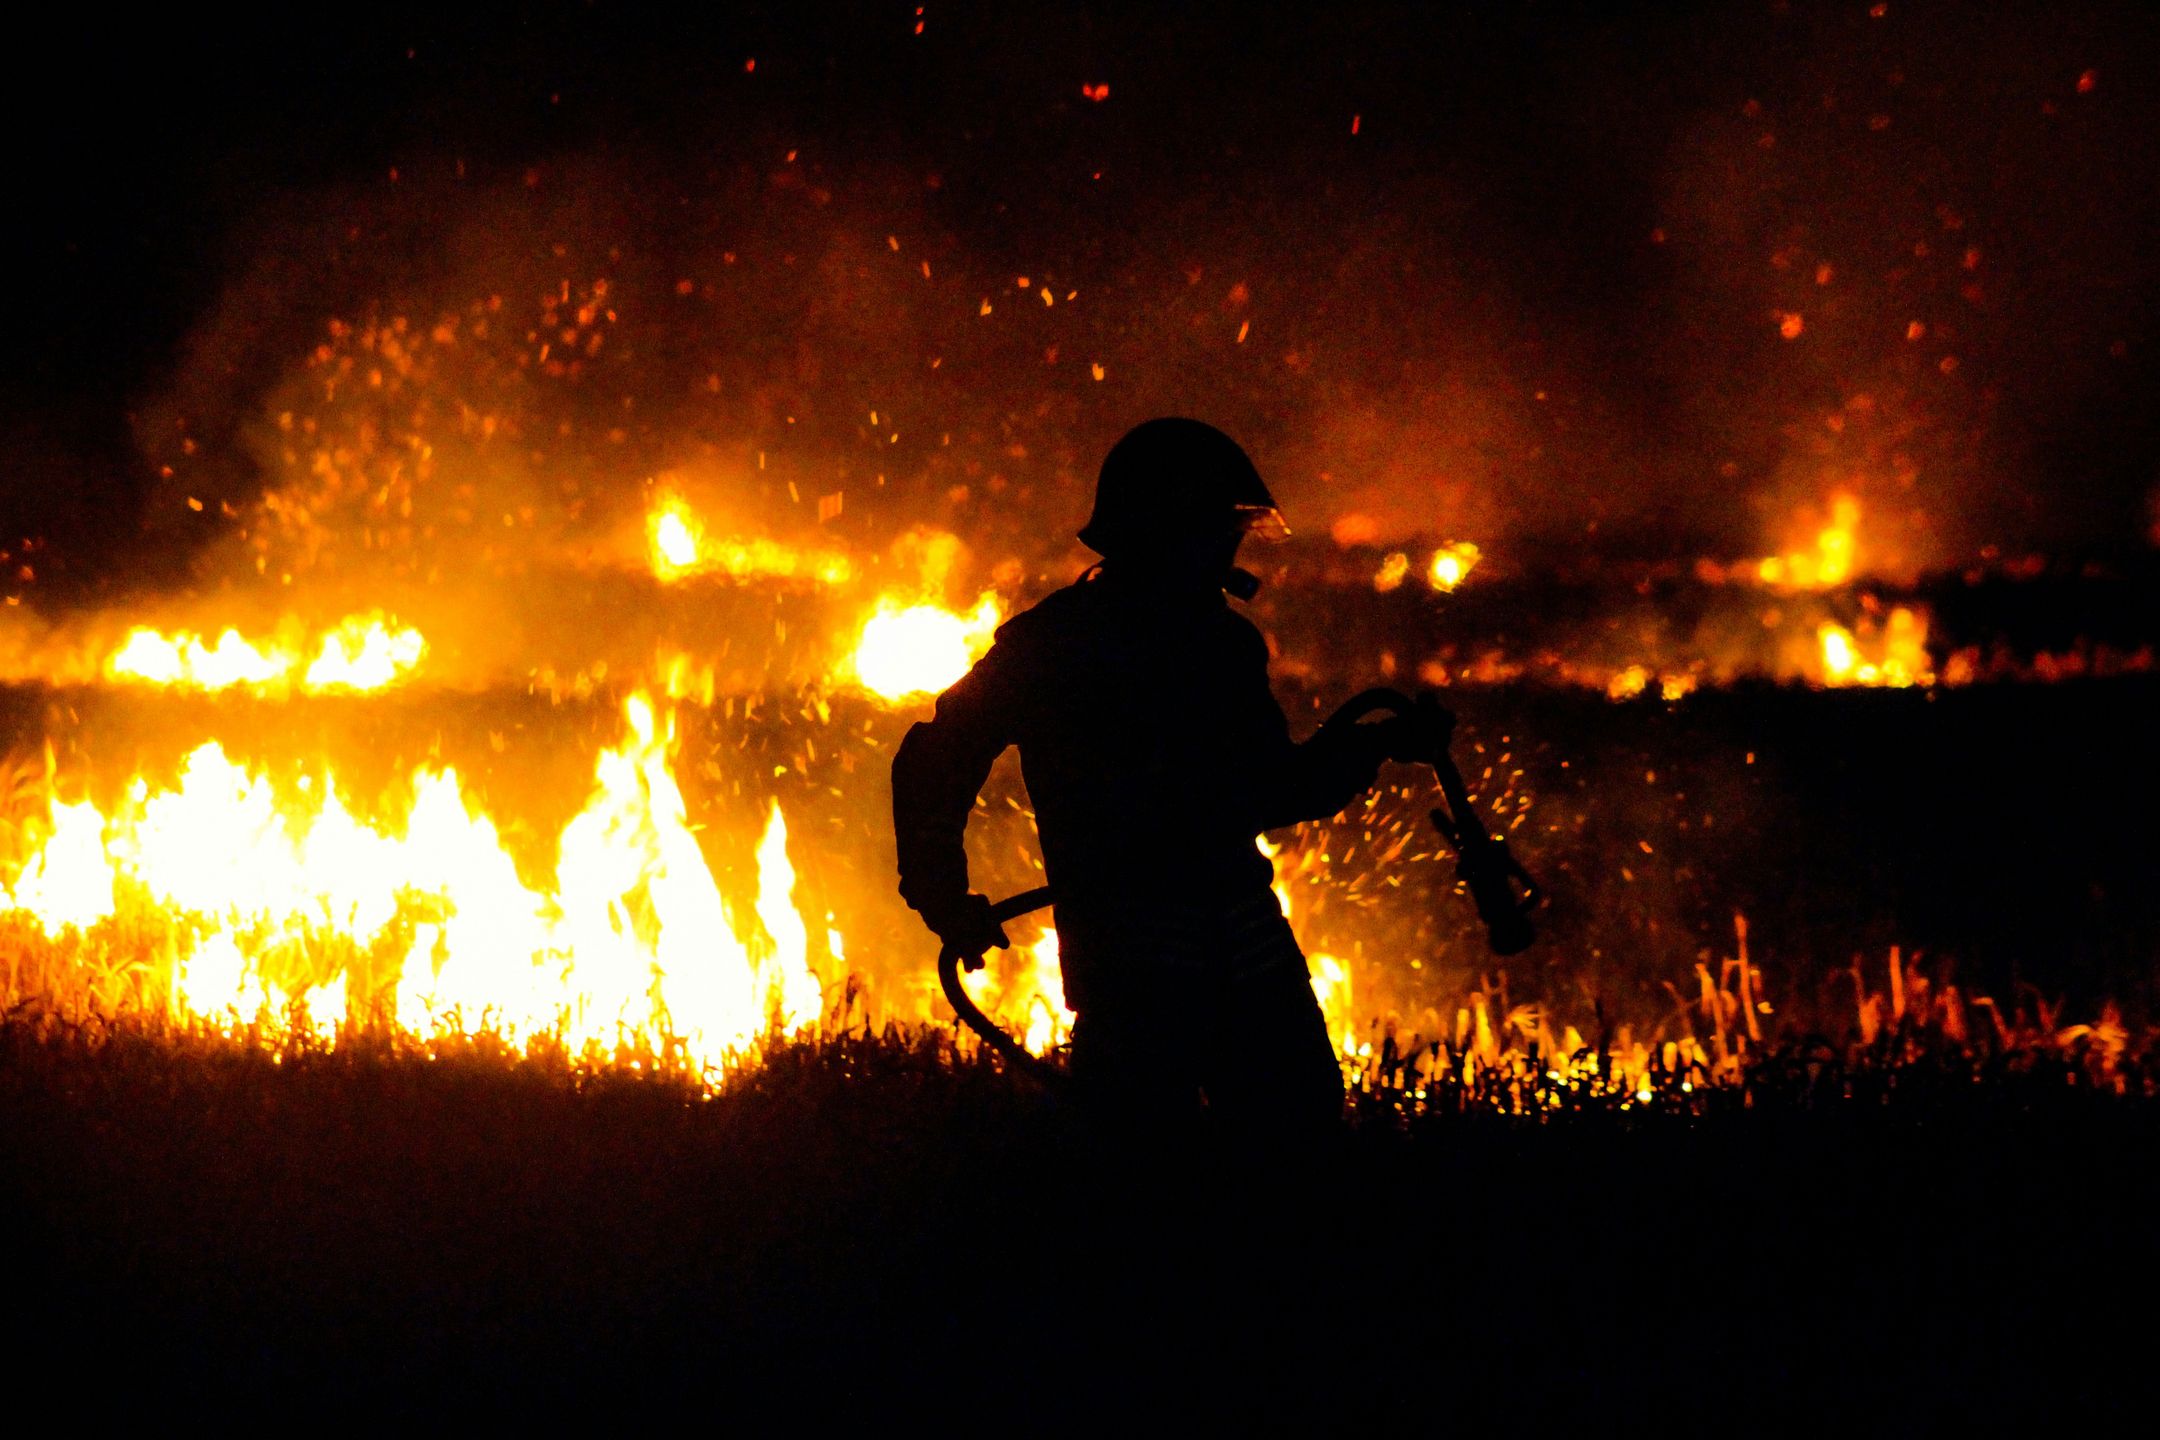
{"left": 994, "top": 569, "right": 1284, "bottom": 919}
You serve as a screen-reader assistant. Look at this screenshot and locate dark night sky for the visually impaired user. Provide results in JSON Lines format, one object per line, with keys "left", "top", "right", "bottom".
{"left": 5, "top": 1, "right": 2157, "bottom": 597}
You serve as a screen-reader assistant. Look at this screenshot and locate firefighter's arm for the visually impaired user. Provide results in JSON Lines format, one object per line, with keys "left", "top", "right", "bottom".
{"left": 1256, "top": 717, "right": 1394, "bottom": 831}
{"left": 890, "top": 643, "right": 1021, "bottom": 957}
{"left": 1240, "top": 627, "right": 1412, "bottom": 830}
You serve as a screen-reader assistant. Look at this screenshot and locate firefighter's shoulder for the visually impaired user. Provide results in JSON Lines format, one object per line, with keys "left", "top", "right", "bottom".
{"left": 985, "top": 576, "right": 1098, "bottom": 653}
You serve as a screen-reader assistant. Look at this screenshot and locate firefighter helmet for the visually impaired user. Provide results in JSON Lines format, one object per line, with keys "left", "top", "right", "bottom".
{"left": 1078, "top": 418, "right": 1285, "bottom": 557}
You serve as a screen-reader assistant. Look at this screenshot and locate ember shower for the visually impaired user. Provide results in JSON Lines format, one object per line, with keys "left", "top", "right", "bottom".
{"left": 1, "top": 1, "right": 2155, "bottom": 1073}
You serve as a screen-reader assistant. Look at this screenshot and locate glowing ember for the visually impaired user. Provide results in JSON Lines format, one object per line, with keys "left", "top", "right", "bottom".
{"left": 103, "top": 613, "right": 427, "bottom": 694}
{"left": 851, "top": 593, "right": 1003, "bottom": 701}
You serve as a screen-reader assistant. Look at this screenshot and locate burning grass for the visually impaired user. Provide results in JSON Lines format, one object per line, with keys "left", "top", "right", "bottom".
{"left": 1, "top": 671, "right": 2153, "bottom": 1096}
{"left": 0, "top": 692, "right": 839, "bottom": 1076}
{"left": 4, "top": 922, "right": 2148, "bottom": 1124}
{"left": 1341, "top": 954, "right": 2156, "bottom": 1128}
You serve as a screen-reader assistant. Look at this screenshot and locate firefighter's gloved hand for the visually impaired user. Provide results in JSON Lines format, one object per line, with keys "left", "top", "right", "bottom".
{"left": 1367, "top": 714, "right": 1432, "bottom": 764}
{"left": 1319, "top": 709, "right": 1404, "bottom": 759}
{"left": 1334, "top": 714, "right": 1427, "bottom": 766}
{"left": 926, "top": 892, "right": 1010, "bottom": 971}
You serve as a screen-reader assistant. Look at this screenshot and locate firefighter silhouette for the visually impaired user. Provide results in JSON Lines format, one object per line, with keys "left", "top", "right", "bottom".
{"left": 891, "top": 418, "right": 1419, "bottom": 1133}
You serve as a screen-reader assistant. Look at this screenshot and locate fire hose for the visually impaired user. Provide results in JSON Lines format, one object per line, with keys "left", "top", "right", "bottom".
{"left": 935, "top": 885, "right": 1060, "bottom": 1083}
{"left": 936, "top": 686, "right": 1542, "bottom": 1078}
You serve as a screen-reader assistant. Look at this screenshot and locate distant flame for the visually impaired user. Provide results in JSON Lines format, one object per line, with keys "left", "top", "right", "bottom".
{"left": 1374, "top": 541, "right": 1479, "bottom": 595}
{"left": 1819, "top": 624, "right": 1859, "bottom": 678}
{"left": 647, "top": 491, "right": 851, "bottom": 586}
{"left": 103, "top": 612, "right": 427, "bottom": 694}
{"left": 1816, "top": 606, "right": 1932, "bottom": 687}
{"left": 1428, "top": 541, "right": 1481, "bottom": 592}
{"left": 1756, "top": 494, "right": 1861, "bottom": 590}
{"left": 651, "top": 502, "right": 701, "bottom": 576}
{"left": 304, "top": 614, "right": 430, "bottom": 690}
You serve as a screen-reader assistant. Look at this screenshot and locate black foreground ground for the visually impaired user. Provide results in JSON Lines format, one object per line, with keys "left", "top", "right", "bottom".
{"left": 4, "top": 1025, "right": 2155, "bottom": 1428}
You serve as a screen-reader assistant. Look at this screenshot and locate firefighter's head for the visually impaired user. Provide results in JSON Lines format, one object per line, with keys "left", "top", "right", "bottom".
{"left": 1080, "top": 419, "right": 1285, "bottom": 584}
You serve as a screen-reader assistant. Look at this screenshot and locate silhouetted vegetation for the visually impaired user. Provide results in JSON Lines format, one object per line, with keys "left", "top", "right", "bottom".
{"left": 4, "top": 1005, "right": 2154, "bottom": 1425}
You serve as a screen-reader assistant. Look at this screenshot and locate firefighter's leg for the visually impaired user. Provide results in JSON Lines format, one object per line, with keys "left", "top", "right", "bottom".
{"left": 1199, "top": 960, "right": 1345, "bottom": 1139}
{"left": 1068, "top": 1003, "right": 1204, "bottom": 1134}
{"left": 1067, "top": 956, "right": 1213, "bottom": 1149}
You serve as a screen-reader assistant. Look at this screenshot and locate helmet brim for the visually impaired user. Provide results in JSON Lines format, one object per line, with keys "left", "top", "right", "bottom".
{"left": 1234, "top": 504, "right": 1290, "bottom": 541}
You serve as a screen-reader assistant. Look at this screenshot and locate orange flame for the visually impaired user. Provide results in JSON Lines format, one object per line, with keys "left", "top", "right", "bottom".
{"left": 646, "top": 492, "right": 851, "bottom": 586}
{"left": 1755, "top": 494, "right": 1861, "bottom": 590}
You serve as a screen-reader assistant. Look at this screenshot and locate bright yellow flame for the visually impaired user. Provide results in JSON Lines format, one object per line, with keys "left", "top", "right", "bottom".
{"left": 652, "top": 504, "right": 701, "bottom": 576}
{"left": 304, "top": 614, "right": 430, "bottom": 690}
{"left": 4, "top": 799, "right": 116, "bottom": 932}
{"left": 103, "top": 613, "right": 426, "bottom": 694}
{"left": 1257, "top": 833, "right": 1295, "bottom": 919}
{"left": 2, "top": 694, "right": 826, "bottom": 1076}
{"left": 1308, "top": 952, "right": 1354, "bottom": 1055}
{"left": 108, "top": 628, "right": 283, "bottom": 689}
{"left": 1819, "top": 624, "right": 1860, "bottom": 681}
{"left": 959, "top": 925, "right": 1074, "bottom": 1057}
{"left": 851, "top": 593, "right": 1003, "bottom": 702}
{"left": 1257, "top": 833, "right": 1356, "bottom": 1049}
{"left": 753, "top": 802, "right": 825, "bottom": 1030}
{"left": 1428, "top": 541, "right": 1481, "bottom": 592}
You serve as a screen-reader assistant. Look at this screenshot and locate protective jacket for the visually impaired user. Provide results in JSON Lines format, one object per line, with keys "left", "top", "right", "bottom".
{"left": 891, "top": 566, "right": 1381, "bottom": 1012}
